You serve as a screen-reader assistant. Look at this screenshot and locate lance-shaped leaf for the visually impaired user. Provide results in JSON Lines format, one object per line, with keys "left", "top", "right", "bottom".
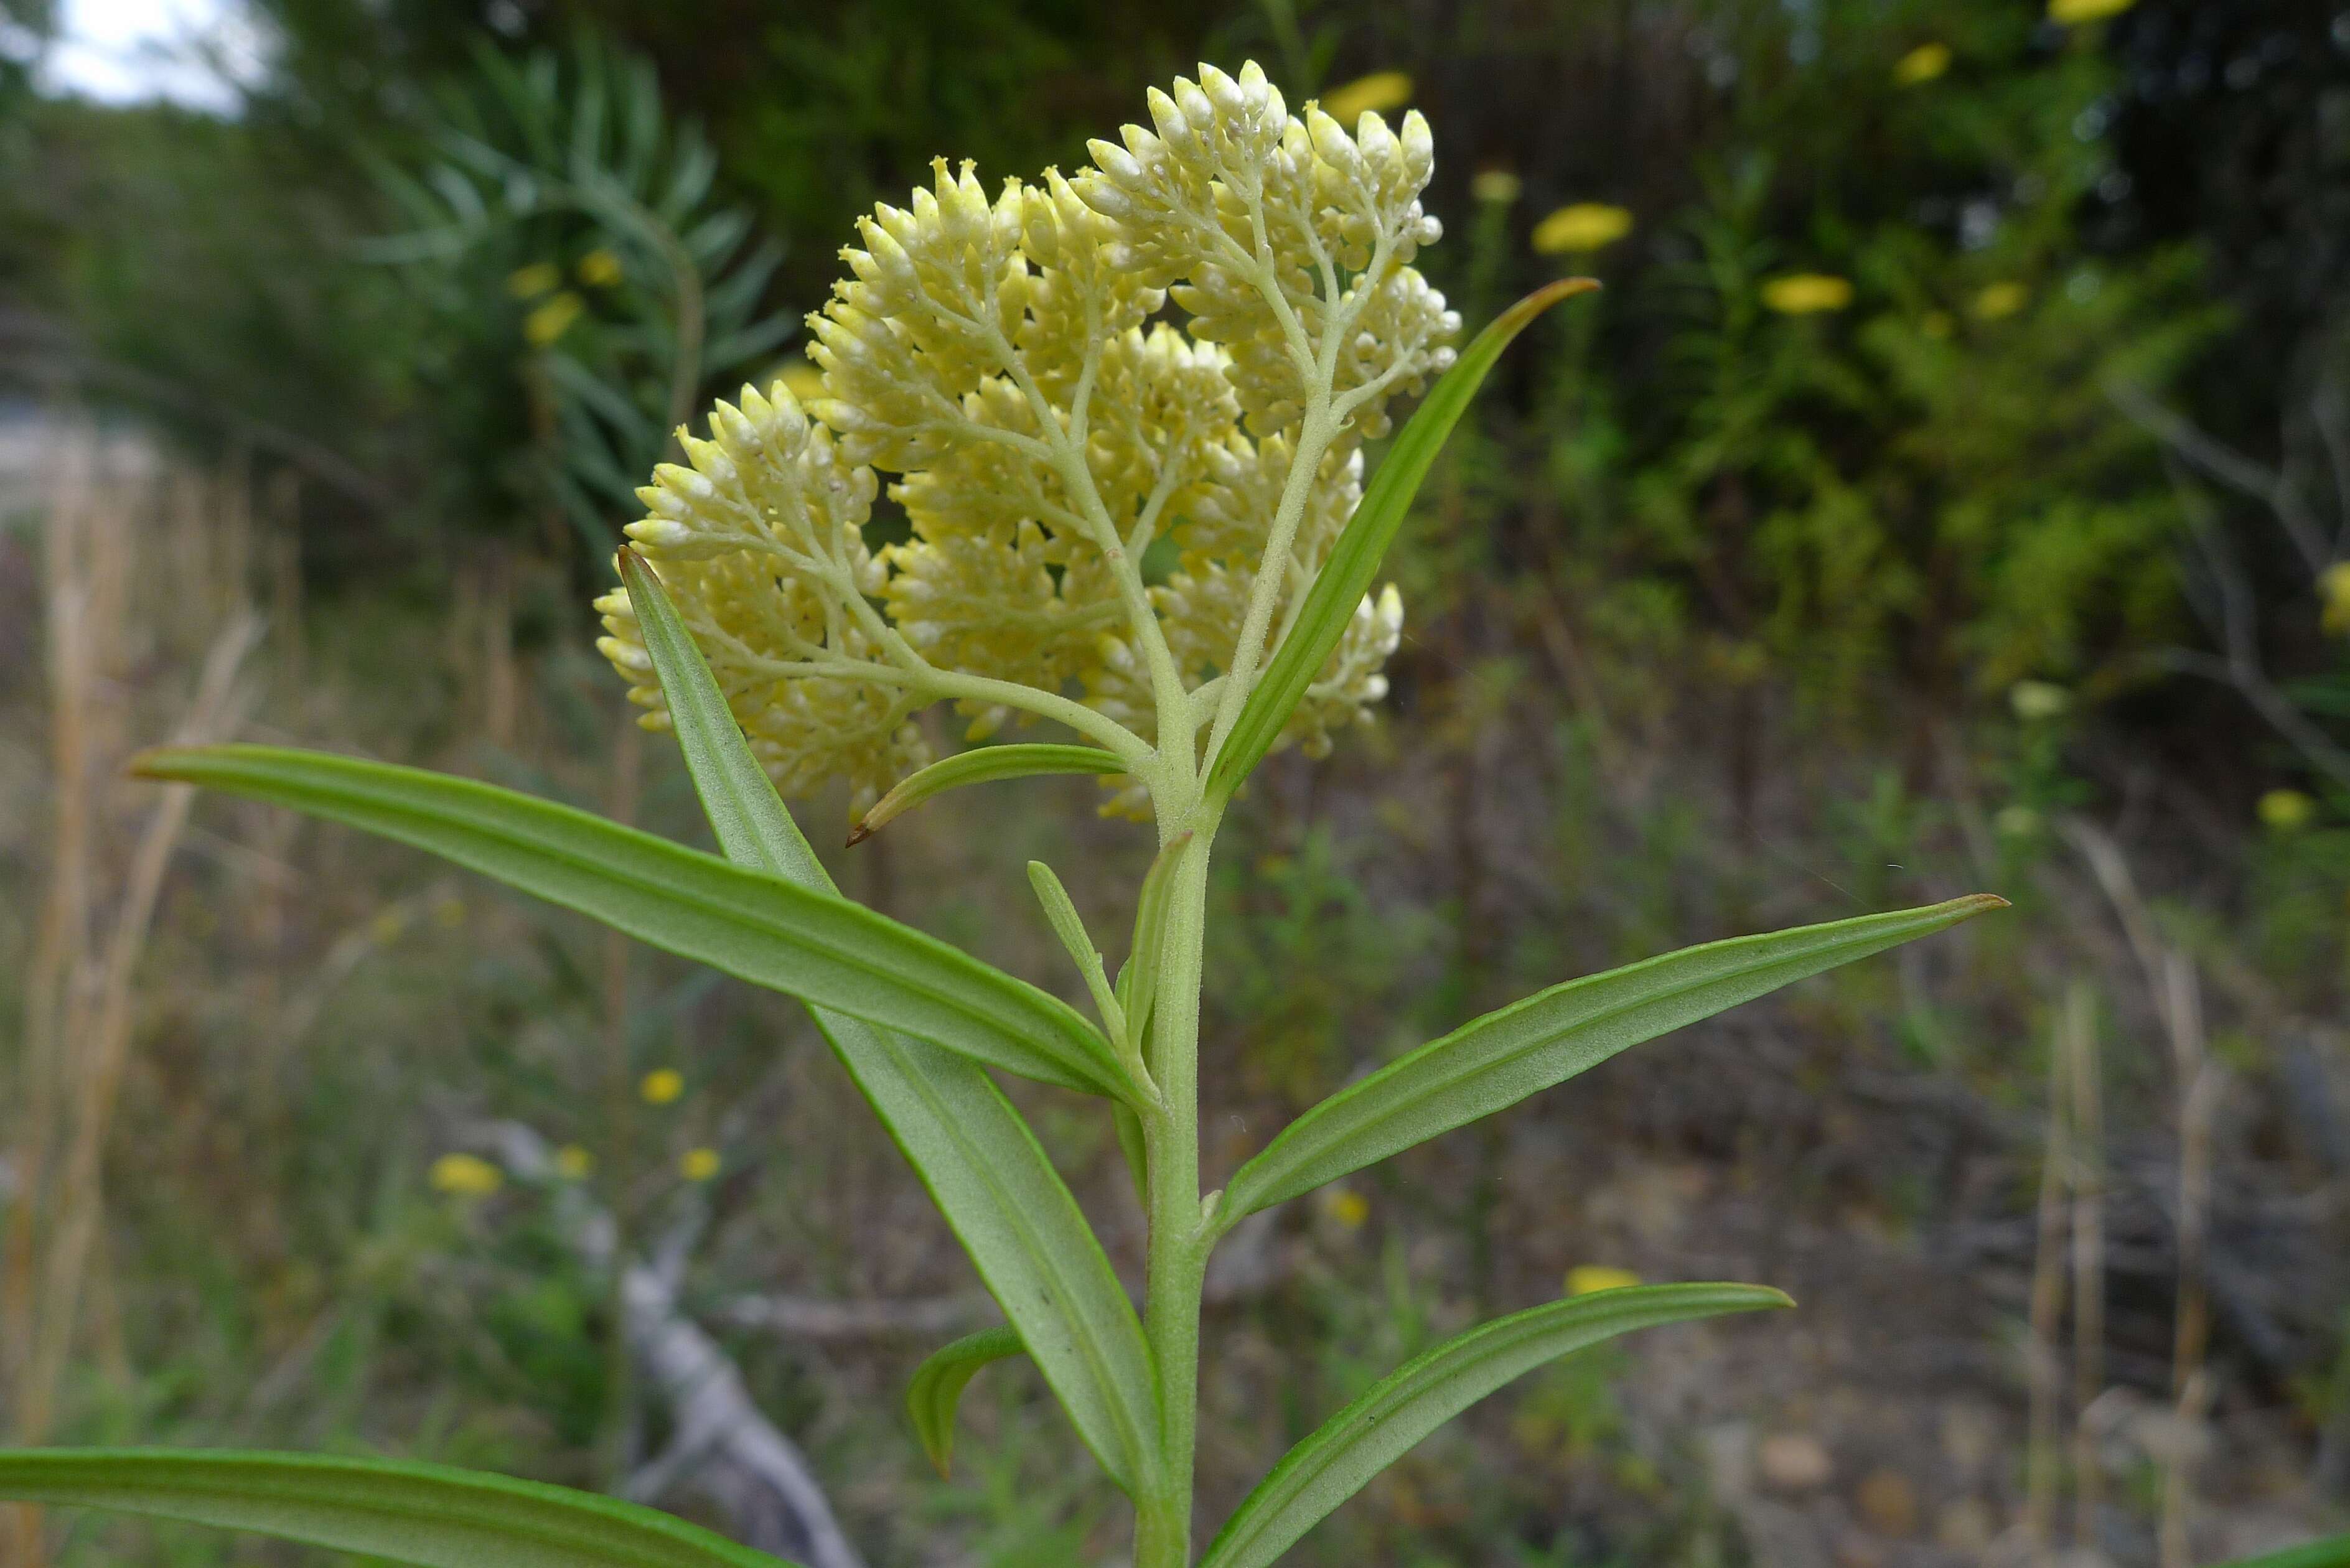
{"left": 133, "top": 745, "right": 1139, "bottom": 1104}
{"left": 0, "top": 1449, "right": 793, "bottom": 1568}
{"left": 906, "top": 1327, "right": 1026, "bottom": 1478}
{"left": 2214, "top": 1536, "right": 2350, "bottom": 1568}
{"left": 849, "top": 745, "right": 1128, "bottom": 845}
{"left": 1224, "top": 895, "right": 2006, "bottom": 1218}
{"left": 1200, "top": 1284, "right": 1790, "bottom": 1568}
{"left": 1205, "top": 278, "right": 1599, "bottom": 803}
{"left": 615, "top": 553, "right": 1161, "bottom": 1492}
{"left": 1027, "top": 860, "right": 1128, "bottom": 1048}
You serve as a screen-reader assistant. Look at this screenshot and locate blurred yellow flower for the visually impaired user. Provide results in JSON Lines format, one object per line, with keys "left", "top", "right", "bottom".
{"left": 1762, "top": 274, "right": 1854, "bottom": 315}
{"left": 1893, "top": 44, "right": 1952, "bottom": 86}
{"left": 2008, "top": 679, "right": 2069, "bottom": 721}
{"left": 1471, "top": 169, "right": 1523, "bottom": 205}
{"left": 505, "top": 261, "right": 560, "bottom": 299}
{"left": 1974, "top": 282, "right": 2030, "bottom": 320}
{"left": 2259, "top": 789, "right": 2315, "bottom": 831}
{"left": 555, "top": 1144, "right": 594, "bottom": 1179}
{"left": 2320, "top": 562, "right": 2350, "bottom": 634}
{"left": 1532, "top": 203, "right": 1634, "bottom": 254}
{"left": 1566, "top": 1265, "right": 1642, "bottom": 1295}
{"left": 1319, "top": 70, "right": 1413, "bottom": 123}
{"left": 429, "top": 1152, "right": 503, "bottom": 1197}
{"left": 681, "top": 1147, "right": 721, "bottom": 1182}
{"left": 433, "top": 894, "right": 466, "bottom": 928}
{"left": 577, "top": 248, "right": 624, "bottom": 288}
{"left": 776, "top": 360, "right": 826, "bottom": 404}
{"left": 369, "top": 907, "right": 410, "bottom": 945}
{"left": 525, "top": 292, "right": 585, "bottom": 347}
{"left": 1320, "top": 1187, "right": 1369, "bottom": 1228}
{"left": 640, "top": 1068, "right": 685, "bottom": 1104}
{"left": 2049, "top": 0, "right": 2135, "bottom": 22}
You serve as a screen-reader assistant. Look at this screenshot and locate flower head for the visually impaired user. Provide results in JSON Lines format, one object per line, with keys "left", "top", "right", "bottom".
{"left": 1973, "top": 281, "right": 2029, "bottom": 320}
{"left": 1762, "top": 274, "right": 1854, "bottom": 315}
{"left": 598, "top": 62, "right": 1454, "bottom": 819}
{"left": 1319, "top": 71, "right": 1413, "bottom": 124}
{"left": 2049, "top": 0, "right": 2135, "bottom": 23}
{"left": 1893, "top": 44, "right": 1952, "bottom": 86}
{"left": 430, "top": 1152, "right": 503, "bottom": 1197}
{"left": 2259, "top": 788, "right": 2315, "bottom": 832}
{"left": 1532, "top": 203, "right": 1632, "bottom": 254}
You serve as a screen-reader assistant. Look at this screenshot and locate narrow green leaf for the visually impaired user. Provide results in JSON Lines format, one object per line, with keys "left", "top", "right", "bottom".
{"left": 1205, "top": 278, "right": 1599, "bottom": 802}
{"left": 614, "top": 549, "right": 825, "bottom": 889}
{"left": 2212, "top": 1536, "right": 2350, "bottom": 1568}
{"left": 133, "top": 745, "right": 1138, "bottom": 1104}
{"left": 0, "top": 1449, "right": 792, "bottom": 1568}
{"left": 1201, "top": 1284, "right": 1790, "bottom": 1568}
{"left": 906, "top": 1327, "right": 1026, "bottom": 1478}
{"left": 1027, "top": 861, "right": 1127, "bottom": 1046}
{"left": 609, "top": 564, "right": 1161, "bottom": 1493}
{"left": 850, "top": 745, "right": 1128, "bottom": 844}
{"left": 1225, "top": 895, "right": 2006, "bottom": 1218}
{"left": 1120, "top": 833, "right": 1192, "bottom": 1077}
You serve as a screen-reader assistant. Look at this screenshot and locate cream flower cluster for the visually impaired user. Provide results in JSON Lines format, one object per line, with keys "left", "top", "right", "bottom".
{"left": 597, "top": 61, "right": 1454, "bottom": 815}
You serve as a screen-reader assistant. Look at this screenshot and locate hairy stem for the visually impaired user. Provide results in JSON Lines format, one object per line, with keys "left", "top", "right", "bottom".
{"left": 1133, "top": 815, "right": 1218, "bottom": 1567}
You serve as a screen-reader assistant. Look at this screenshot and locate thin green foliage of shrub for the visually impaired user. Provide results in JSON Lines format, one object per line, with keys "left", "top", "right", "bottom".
{"left": 41, "top": 57, "right": 2350, "bottom": 1568}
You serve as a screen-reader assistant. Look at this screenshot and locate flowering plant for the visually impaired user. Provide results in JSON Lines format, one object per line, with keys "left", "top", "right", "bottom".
{"left": 0, "top": 62, "right": 2015, "bottom": 1568}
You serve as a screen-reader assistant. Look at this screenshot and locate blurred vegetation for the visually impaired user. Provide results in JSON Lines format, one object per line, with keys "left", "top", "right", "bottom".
{"left": 2, "top": 0, "right": 2349, "bottom": 1564}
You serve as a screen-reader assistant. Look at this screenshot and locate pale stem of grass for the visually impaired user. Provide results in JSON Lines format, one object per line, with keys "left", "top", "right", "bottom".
{"left": 601, "top": 709, "right": 645, "bottom": 1489}
{"left": 2064, "top": 981, "right": 2105, "bottom": 1556}
{"left": 2024, "top": 991, "right": 2074, "bottom": 1563}
{"left": 2160, "top": 951, "right": 2218, "bottom": 1568}
{"left": 6, "top": 439, "right": 258, "bottom": 1568}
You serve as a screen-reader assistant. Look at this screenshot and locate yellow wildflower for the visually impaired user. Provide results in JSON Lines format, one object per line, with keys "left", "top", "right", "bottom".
{"left": 1470, "top": 169, "right": 1522, "bottom": 205}
{"left": 1533, "top": 203, "right": 1633, "bottom": 255}
{"left": 681, "top": 1147, "right": 721, "bottom": 1182}
{"left": 2008, "top": 680, "right": 2069, "bottom": 721}
{"left": 640, "top": 1068, "right": 685, "bottom": 1104}
{"left": 2319, "top": 561, "right": 2350, "bottom": 635}
{"left": 555, "top": 1144, "right": 594, "bottom": 1179}
{"left": 429, "top": 1152, "right": 503, "bottom": 1197}
{"left": 433, "top": 895, "right": 466, "bottom": 928}
{"left": 2259, "top": 789, "right": 2315, "bottom": 832}
{"left": 776, "top": 359, "right": 826, "bottom": 404}
{"left": 525, "top": 292, "right": 585, "bottom": 347}
{"left": 1893, "top": 44, "right": 1951, "bottom": 86}
{"left": 1319, "top": 1188, "right": 1370, "bottom": 1228}
{"left": 1762, "top": 274, "right": 1854, "bottom": 315}
{"left": 1973, "top": 282, "right": 2029, "bottom": 320}
{"left": 1319, "top": 70, "right": 1412, "bottom": 123}
{"left": 506, "top": 261, "right": 561, "bottom": 299}
{"left": 1566, "top": 1265, "right": 1642, "bottom": 1295}
{"left": 577, "top": 248, "right": 624, "bottom": 287}
{"left": 368, "top": 907, "right": 410, "bottom": 945}
{"left": 2049, "top": 0, "right": 2135, "bottom": 23}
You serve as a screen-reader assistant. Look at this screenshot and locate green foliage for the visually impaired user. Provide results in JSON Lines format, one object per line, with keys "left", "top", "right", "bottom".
{"left": 0, "top": 1449, "right": 795, "bottom": 1568}
{"left": 368, "top": 36, "right": 792, "bottom": 554}
{"left": 907, "top": 1327, "right": 1027, "bottom": 1478}
{"left": 1198, "top": 1286, "right": 1791, "bottom": 1568}
{"left": 1222, "top": 894, "right": 2004, "bottom": 1218}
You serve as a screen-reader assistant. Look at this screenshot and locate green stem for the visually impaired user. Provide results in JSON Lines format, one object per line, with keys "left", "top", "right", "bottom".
{"left": 1133, "top": 819, "right": 1217, "bottom": 1567}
